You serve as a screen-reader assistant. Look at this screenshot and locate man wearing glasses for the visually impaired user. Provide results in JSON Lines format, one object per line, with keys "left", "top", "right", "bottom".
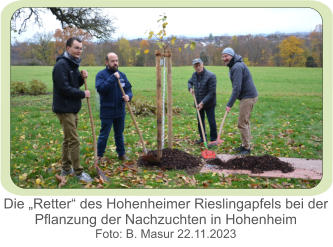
{"left": 52, "top": 37, "right": 93, "bottom": 183}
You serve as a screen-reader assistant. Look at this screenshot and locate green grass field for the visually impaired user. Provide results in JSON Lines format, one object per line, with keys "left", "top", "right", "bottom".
{"left": 10, "top": 66, "right": 322, "bottom": 189}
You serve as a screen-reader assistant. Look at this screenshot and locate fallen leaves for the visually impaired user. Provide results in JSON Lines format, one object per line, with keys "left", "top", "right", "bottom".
{"left": 35, "top": 178, "right": 41, "bottom": 185}
{"left": 9, "top": 70, "right": 322, "bottom": 190}
{"left": 19, "top": 173, "right": 27, "bottom": 181}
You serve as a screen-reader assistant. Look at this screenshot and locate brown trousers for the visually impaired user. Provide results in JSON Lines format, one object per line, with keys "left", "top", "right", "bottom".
{"left": 56, "top": 113, "right": 83, "bottom": 175}
{"left": 238, "top": 97, "right": 258, "bottom": 149}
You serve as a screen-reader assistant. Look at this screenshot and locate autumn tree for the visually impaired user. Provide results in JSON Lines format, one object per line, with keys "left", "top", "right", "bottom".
{"left": 247, "top": 35, "right": 271, "bottom": 66}
{"left": 309, "top": 24, "right": 323, "bottom": 67}
{"left": 279, "top": 36, "right": 306, "bottom": 67}
{"left": 11, "top": 8, "right": 115, "bottom": 39}
{"left": 205, "top": 43, "right": 222, "bottom": 66}
{"left": 135, "top": 40, "right": 150, "bottom": 66}
{"left": 81, "top": 42, "right": 97, "bottom": 66}
{"left": 230, "top": 35, "right": 240, "bottom": 53}
{"left": 200, "top": 51, "right": 209, "bottom": 65}
{"left": 82, "top": 53, "right": 97, "bottom": 66}
{"left": 95, "top": 41, "right": 119, "bottom": 65}
{"left": 53, "top": 27, "right": 93, "bottom": 57}
{"left": 30, "top": 32, "right": 55, "bottom": 65}
{"left": 11, "top": 41, "right": 36, "bottom": 65}
{"left": 118, "top": 38, "right": 131, "bottom": 66}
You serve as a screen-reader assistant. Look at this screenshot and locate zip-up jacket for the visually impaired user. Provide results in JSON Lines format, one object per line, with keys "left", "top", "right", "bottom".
{"left": 227, "top": 54, "right": 258, "bottom": 108}
{"left": 95, "top": 68, "right": 133, "bottom": 119}
{"left": 188, "top": 68, "right": 217, "bottom": 109}
{"left": 52, "top": 52, "right": 85, "bottom": 113}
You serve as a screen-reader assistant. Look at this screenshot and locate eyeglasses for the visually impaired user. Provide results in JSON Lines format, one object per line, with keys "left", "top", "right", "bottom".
{"left": 72, "top": 46, "right": 83, "bottom": 51}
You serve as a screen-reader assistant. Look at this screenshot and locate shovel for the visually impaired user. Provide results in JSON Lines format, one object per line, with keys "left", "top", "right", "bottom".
{"left": 209, "top": 110, "right": 228, "bottom": 146}
{"left": 84, "top": 78, "right": 109, "bottom": 182}
{"left": 117, "top": 78, "right": 161, "bottom": 165}
{"left": 116, "top": 78, "right": 148, "bottom": 154}
{"left": 191, "top": 90, "right": 216, "bottom": 159}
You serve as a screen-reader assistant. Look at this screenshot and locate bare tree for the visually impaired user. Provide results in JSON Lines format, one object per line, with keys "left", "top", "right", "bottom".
{"left": 11, "top": 8, "right": 116, "bottom": 40}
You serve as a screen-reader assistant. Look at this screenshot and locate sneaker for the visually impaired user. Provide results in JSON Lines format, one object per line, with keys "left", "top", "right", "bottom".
{"left": 76, "top": 172, "right": 93, "bottom": 183}
{"left": 60, "top": 168, "right": 74, "bottom": 176}
{"left": 195, "top": 139, "right": 204, "bottom": 145}
{"left": 118, "top": 155, "right": 128, "bottom": 161}
{"left": 239, "top": 148, "right": 251, "bottom": 155}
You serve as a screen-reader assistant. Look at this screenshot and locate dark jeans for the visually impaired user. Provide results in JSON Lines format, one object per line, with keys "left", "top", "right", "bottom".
{"left": 97, "top": 116, "right": 125, "bottom": 157}
{"left": 197, "top": 106, "right": 217, "bottom": 141}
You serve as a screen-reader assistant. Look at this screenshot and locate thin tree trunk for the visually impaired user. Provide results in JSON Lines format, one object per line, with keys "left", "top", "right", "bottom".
{"left": 166, "top": 49, "right": 173, "bottom": 148}
{"left": 155, "top": 50, "right": 162, "bottom": 160}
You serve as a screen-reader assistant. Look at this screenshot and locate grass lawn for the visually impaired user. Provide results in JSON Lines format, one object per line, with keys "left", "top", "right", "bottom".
{"left": 10, "top": 65, "right": 322, "bottom": 189}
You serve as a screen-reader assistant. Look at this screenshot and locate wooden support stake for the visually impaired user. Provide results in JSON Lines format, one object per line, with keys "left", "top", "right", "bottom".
{"left": 166, "top": 50, "right": 173, "bottom": 148}
{"left": 155, "top": 50, "right": 162, "bottom": 160}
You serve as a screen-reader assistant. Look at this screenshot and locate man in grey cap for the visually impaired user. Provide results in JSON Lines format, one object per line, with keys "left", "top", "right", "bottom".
{"left": 222, "top": 47, "right": 258, "bottom": 155}
{"left": 188, "top": 58, "right": 217, "bottom": 144}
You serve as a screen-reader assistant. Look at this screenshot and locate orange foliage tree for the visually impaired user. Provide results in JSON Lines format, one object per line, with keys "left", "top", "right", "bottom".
{"left": 279, "top": 36, "right": 306, "bottom": 67}
{"left": 53, "top": 27, "right": 93, "bottom": 57}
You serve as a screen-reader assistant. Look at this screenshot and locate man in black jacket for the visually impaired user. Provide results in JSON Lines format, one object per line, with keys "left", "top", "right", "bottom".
{"left": 52, "top": 37, "right": 93, "bottom": 183}
{"left": 222, "top": 47, "right": 258, "bottom": 155}
{"left": 188, "top": 58, "right": 217, "bottom": 144}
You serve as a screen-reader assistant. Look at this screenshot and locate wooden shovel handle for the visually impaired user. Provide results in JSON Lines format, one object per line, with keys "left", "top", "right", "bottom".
{"left": 191, "top": 89, "right": 208, "bottom": 146}
{"left": 84, "top": 78, "right": 98, "bottom": 160}
{"left": 217, "top": 110, "right": 228, "bottom": 140}
{"left": 116, "top": 78, "right": 147, "bottom": 154}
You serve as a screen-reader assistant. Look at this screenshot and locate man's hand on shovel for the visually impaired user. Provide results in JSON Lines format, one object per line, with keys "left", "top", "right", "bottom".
{"left": 81, "top": 69, "right": 88, "bottom": 79}
{"left": 115, "top": 72, "right": 130, "bottom": 102}
{"left": 190, "top": 88, "right": 203, "bottom": 110}
{"left": 81, "top": 70, "right": 91, "bottom": 98}
{"left": 197, "top": 102, "right": 204, "bottom": 110}
{"left": 122, "top": 94, "right": 130, "bottom": 102}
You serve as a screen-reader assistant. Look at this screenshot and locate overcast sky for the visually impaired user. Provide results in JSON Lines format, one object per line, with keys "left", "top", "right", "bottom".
{"left": 11, "top": 7, "right": 322, "bottom": 42}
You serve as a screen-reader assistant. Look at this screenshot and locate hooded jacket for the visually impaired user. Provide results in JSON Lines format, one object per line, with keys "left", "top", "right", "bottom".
{"left": 52, "top": 52, "right": 85, "bottom": 113}
{"left": 188, "top": 68, "right": 217, "bottom": 109}
{"left": 95, "top": 67, "right": 133, "bottom": 119}
{"left": 226, "top": 54, "right": 258, "bottom": 108}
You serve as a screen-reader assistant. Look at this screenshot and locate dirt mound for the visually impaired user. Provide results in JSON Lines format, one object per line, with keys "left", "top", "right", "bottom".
{"left": 137, "top": 148, "right": 202, "bottom": 170}
{"left": 207, "top": 155, "right": 295, "bottom": 174}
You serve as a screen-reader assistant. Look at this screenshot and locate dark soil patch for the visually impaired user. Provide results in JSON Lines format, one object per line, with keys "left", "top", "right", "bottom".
{"left": 207, "top": 155, "right": 295, "bottom": 174}
{"left": 137, "top": 148, "right": 203, "bottom": 170}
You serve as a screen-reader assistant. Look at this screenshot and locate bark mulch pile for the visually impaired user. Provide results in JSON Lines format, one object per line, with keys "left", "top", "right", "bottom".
{"left": 137, "top": 148, "right": 203, "bottom": 170}
{"left": 206, "top": 154, "right": 295, "bottom": 174}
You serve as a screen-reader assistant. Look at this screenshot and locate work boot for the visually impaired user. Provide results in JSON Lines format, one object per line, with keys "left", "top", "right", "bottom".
{"left": 234, "top": 145, "right": 244, "bottom": 152}
{"left": 60, "top": 168, "right": 74, "bottom": 176}
{"left": 76, "top": 172, "right": 93, "bottom": 183}
{"left": 118, "top": 155, "right": 128, "bottom": 161}
{"left": 239, "top": 147, "right": 251, "bottom": 155}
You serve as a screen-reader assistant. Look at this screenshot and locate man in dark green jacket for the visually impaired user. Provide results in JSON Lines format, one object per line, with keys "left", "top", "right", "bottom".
{"left": 52, "top": 37, "right": 93, "bottom": 183}
{"left": 188, "top": 58, "right": 217, "bottom": 144}
{"left": 222, "top": 47, "right": 258, "bottom": 155}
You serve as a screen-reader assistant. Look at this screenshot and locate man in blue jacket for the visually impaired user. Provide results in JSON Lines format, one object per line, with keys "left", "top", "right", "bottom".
{"left": 222, "top": 47, "right": 258, "bottom": 155}
{"left": 188, "top": 58, "right": 217, "bottom": 144}
{"left": 52, "top": 37, "right": 93, "bottom": 183}
{"left": 95, "top": 52, "right": 133, "bottom": 161}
